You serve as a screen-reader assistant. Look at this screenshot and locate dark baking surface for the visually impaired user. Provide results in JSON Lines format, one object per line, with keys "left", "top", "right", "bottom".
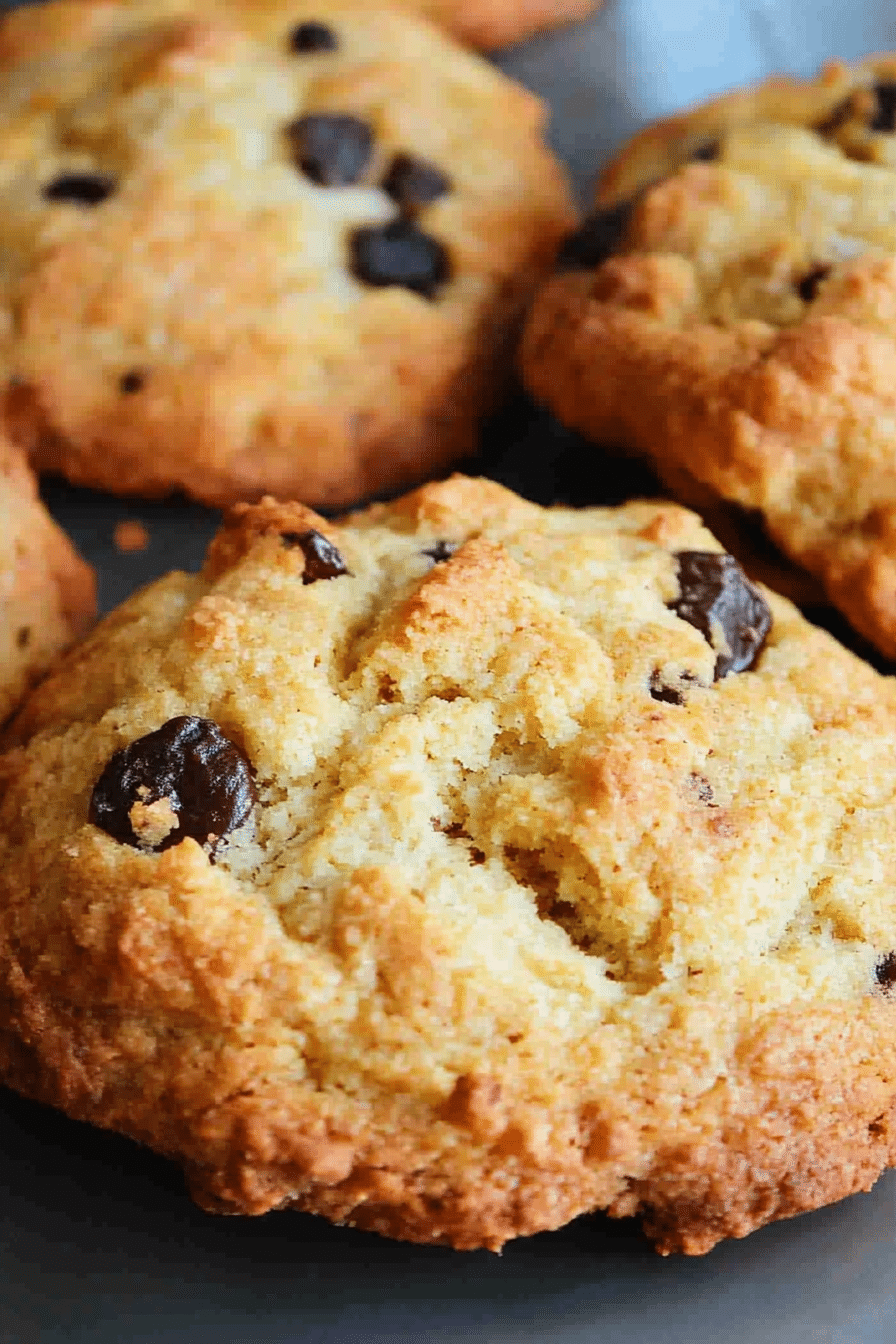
{"left": 3, "top": 1, "right": 896, "bottom": 1339}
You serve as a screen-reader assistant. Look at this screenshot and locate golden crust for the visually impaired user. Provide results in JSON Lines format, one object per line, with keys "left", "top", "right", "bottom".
{"left": 3, "top": 477, "right": 896, "bottom": 1253}
{"left": 0, "top": 429, "right": 94, "bottom": 723}
{"left": 0, "top": 0, "right": 574, "bottom": 508}
{"left": 522, "top": 55, "right": 896, "bottom": 658}
{"left": 408, "top": 0, "right": 600, "bottom": 51}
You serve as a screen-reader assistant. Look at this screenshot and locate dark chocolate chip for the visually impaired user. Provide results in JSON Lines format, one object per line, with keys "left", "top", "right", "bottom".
{"left": 88, "top": 716, "right": 256, "bottom": 857}
{"left": 288, "top": 20, "right": 338, "bottom": 52}
{"left": 871, "top": 81, "right": 896, "bottom": 131}
{"left": 669, "top": 551, "right": 772, "bottom": 680}
{"left": 691, "top": 139, "right": 720, "bottom": 161}
{"left": 423, "top": 540, "right": 457, "bottom": 564}
{"left": 648, "top": 668, "right": 698, "bottom": 705}
{"left": 556, "top": 199, "right": 635, "bottom": 272}
{"left": 350, "top": 219, "right": 449, "bottom": 299}
{"left": 43, "top": 173, "right": 115, "bottom": 205}
{"left": 119, "top": 370, "right": 144, "bottom": 394}
{"left": 875, "top": 952, "right": 896, "bottom": 991}
{"left": 16, "top": 626, "right": 29, "bottom": 648}
{"left": 796, "top": 264, "right": 831, "bottom": 303}
{"left": 287, "top": 114, "right": 373, "bottom": 186}
{"left": 281, "top": 528, "right": 349, "bottom": 583}
{"left": 382, "top": 153, "right": 451, "bottom": 211}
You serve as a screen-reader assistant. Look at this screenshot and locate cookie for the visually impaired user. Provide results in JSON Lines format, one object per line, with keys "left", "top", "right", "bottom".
{"left": 397, "top": 0, "right": 600, "bottom": 51}
{"left": 0, "top": 0, "right": 575, "bottom": 509}
{"left": 522, "top": 56, "right": 896, "bottom": 659}
{"left": 0, "top": 432, "right": 94, "bottom": 724}
{"left": 3, "top": 474, "right": 896, "bottom": 1256}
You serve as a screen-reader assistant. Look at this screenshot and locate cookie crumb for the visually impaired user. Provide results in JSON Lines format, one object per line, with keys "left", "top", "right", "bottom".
{"left": 114, "top": 520, "right": 149, "bottom": 553}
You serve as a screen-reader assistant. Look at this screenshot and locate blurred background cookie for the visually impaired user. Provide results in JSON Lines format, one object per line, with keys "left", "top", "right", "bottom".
{"left": 0, "top": 431, "right": 93, "bottom": 723}
{"left": 390, "top": 0, "right": 600, "bottom": 51}
{"left": 522, "top": 56, "right": 896, "bottom": 659}
{"left": 0, "top": 0, "right": 575, "bottom": 508}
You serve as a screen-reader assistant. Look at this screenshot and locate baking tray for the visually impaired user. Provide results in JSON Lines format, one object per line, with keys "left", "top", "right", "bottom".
{"left": 3, "top": 1, "right": 896, "bottom": 1340}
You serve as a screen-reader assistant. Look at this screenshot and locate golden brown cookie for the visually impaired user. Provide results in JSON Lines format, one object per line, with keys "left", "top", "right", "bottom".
{"left": 3, "top": 475, "right": 896, "bottom": 1255}
{"left": 0, "top": 0, "right": 574, "bottom": 508}
{"left": 0, "top": 432, "right": 94, "bottom": 724}
{"left": 400, "top": 0, "right": 600, "bottom": 51}
{"left": 522, "top": 56, "right": 896, "bottom": 659}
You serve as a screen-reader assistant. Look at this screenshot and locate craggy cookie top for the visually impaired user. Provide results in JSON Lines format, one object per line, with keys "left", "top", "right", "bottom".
{"left": 0, "top": 432, "right": 94, "bottom": 724}
{"left": 0, "top": 0, "right": 573, "bottom": 506}
{"left": 3, "top": 476, "right": 896, "bottom": 1254}
{"left": 522, "top": 56, "right": 896, "bottom": 659}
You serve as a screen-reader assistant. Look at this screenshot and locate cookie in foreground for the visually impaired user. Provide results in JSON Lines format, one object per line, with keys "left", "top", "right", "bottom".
{"left": 0, "top": 0, "right": 574, "bottom": 508}
{"left": 522, "top": 55, "right": 896, "bottom": 659}
{"left": 0, "top": 432, "right": 94, "bottom": 724}
{"left": 2, "top": 475, "right": 896, "bottom": 1255}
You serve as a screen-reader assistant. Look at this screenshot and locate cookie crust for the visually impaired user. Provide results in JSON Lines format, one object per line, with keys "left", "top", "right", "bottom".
{"left": 2, "top": 476, "right": 896, "bottom": 1254}
{"left": 0, "top": 0, "right": 574, "bottom": 507}
{"left": 522, "top": 56, "right": 896, "bottom": 658}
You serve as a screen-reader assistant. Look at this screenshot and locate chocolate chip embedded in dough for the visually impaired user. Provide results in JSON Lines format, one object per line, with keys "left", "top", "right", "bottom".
{"left": 383, "top": 153, "right": 451, "bottom": 210}
{"left": 288, "top": 21, "right": 338, "bottom": 53}
{"left": 88, "top": 716, "right": 256, "bottom": 857}
{"left": 871, "top": 81, "right": 896, "bottom": 131}
{"left": 555, "top": 199, "right": 636, "bottom": 272}
{"left": 281, "top": 529, "right": 350, "bottom": 583}
{"left": 350, "top": 219, "right": 450, "bottom": 299}
{"left": 796, "top": 264, "right": 831, "bottom": 303}
{"left": 875, "top": 952, "right": 896, "bottom": 991}
{"left": 669, "top": 551, "right": 772, "bottom": 680}
{"left": 287, "top": 114, "right": 373, "bottom": 186}
{"left": 691, "top": 139, "right": 720, "bottom": 161}
{"left": 43, "top": 173, "right": 115, "bottom": 205}
{"left": 119, "top": 370, "right": 145, "bottom": 394}
{"left": 422, "top": 540, "right": 457, "bottom": 564}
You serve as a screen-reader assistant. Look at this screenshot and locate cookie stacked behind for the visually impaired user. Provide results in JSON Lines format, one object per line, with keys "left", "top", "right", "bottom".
{"left": 0, "top": 432, "right": 94, "bottom": 724}
{"left": 2, "top": 475, "right": 896, "bottom": 1255}
{"left": 386, "top": 0, "right": 600, "bottom": 51}
{"left": 522, "top": 56, "right": 896, "bottom": 660}
{"left": 0, "top": 0, "right": 575, "bottom": 509}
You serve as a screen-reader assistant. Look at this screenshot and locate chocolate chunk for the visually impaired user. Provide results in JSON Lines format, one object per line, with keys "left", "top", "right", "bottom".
{"left": 669, "top": 551, "right": 772, "bottom": 680}
{"left": 876, "top": 952, "right": 896, "bottom": 991}
{"left": 287, "top": 114, "right": 373, "bottom": 186}
{"left": 89, "top": 716, "right": 256, "bottom": 857}
{"left": 288, "top": 20, "right": 338, "bottom": 52}
{"left": 119, "top": 370, "right": 144, "bottom": 394}
{"left": 350, "top": 219, "right": 450, "bottom": 299}
{"left": 556, "top": 199, "right": 635, "bottom": 272}
{"left": 383, "top": 153, "right": 451, "bottom": 211}
{"left": 691, "top": 139, "right": 720, "bottom": 161}
{"left": 281, "top": 528, "right": 349, "bottom": 583}
{"left": 648, "top": 668, "right": 698, "bottom": 705}
{"left": 871, "top": 81, "right": 896, "bottom": 131}
{"left": 16, "top": 626, "right": 29, "bottom": 648}
{"left": 796, "top": 264, "right": 831, "bottom": 303}
{"left": 423, "top": 540, "right": 457, "bottom": 564}
{"left": 43, "top": 174, "right": 115, "bottom": 205}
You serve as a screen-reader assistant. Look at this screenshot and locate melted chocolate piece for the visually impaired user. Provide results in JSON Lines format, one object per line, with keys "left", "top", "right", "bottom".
{"left": 89, "top": 716, "right": 256, "bottom": 856}
{"left": 350, "top": 219, "right": 449, "bottom": 299}
{"left": 382, "top": 153, "right": 451, "bottom": 210}
{"left": 556, "top": 199, "right": 635, "bottom": 271}
{"left": 43, "top": 174, "right": 115, "bottom": 205}
{"left": 876, "top": 952, "right": 896, "bottom": 991}
{"left": 669, "top": 551, "right": 772, "bottom": 680}
{"left": 287, "top": 114, "right": 373, "bottom": 186}
{"left": 691, "top": 139, "right": 720, "bottom": 161}
{"left": 119, "top": 370, "right": 144, "bottom": 394}
{"left": 281, "top": 528, "right": 349, "bottom": 583}
{"left": 289, "top": 20, "right": 338, "bottom": 52}
{"left": 423, "top": 539, "right": 457, "bottom": 564}
{"left": 796, "top": 264, "right": 831, "bottom": 303}
{"left": 871, "top": 81, "right": 896, "bottom": 132}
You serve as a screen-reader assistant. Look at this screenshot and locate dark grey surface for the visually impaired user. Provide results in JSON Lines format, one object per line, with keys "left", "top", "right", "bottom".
{"left": 3, "top": 1, "right": 896, "bottom": 1340}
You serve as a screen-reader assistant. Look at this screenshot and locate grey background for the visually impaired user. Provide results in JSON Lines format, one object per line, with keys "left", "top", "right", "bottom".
{"left": 3, "top": 1, "right": 896, "bottom": 1340}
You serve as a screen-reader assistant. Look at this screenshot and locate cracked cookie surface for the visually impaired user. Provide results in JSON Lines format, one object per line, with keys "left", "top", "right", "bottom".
{"left": 2, "top": 476, "right": 896, "bottom": 1253}
{"left": 0, "top": 0, "right": 573, "bottom": 507}
{"left": 522, "top": 55, "right": 896, "bottom": 659}
{"left": 0, "top": 430, "right": 94, "bottom": 724}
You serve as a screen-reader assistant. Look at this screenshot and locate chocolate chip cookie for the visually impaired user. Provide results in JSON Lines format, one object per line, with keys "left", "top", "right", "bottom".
{"left": 0, "top": 432, "right": 94, "bottom": 724}
{"left": 522, "top": 56, "right": 896, "bottom": 659}
{"left": 3, "top": 475, "right": 896, "bottom": 1255}
{"left": 0, "top": 0, "right": 574, "bottom": 508}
